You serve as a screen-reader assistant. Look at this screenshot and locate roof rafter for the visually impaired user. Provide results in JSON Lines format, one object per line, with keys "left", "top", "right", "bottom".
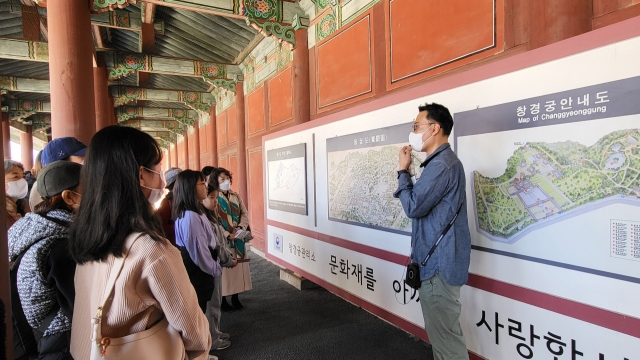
{"left": 90, "top": 9, "right": 164, "bottom": 35}
{"left": 90, "top": 0, "right": 308, "bottom": 48}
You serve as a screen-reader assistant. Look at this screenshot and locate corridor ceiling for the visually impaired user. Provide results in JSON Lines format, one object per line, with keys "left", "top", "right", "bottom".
{"left": 0, "top": 0, "right": 308, "bottom": 147}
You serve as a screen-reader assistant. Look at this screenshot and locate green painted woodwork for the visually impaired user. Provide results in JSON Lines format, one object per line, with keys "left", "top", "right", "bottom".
{"left": 92, "top": 0, "right": 129, "bottom": 13}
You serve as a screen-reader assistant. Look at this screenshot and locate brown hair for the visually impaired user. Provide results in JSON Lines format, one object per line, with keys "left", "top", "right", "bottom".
{"left": 32, "top": 151, "right": 43, "bottom": 178}
{"left": 33, "top": 194, "right": 73, "bottom": 215}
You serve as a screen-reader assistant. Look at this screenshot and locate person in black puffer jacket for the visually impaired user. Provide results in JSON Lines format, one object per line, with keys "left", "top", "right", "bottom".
{"left": 9, "top": 161, "right": 83, "bottom": 360}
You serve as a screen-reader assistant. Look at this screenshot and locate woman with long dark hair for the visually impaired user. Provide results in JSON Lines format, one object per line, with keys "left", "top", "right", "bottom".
{"left": 202, "top": 178, "right": 237, "bottom": 351}
{"left": 172, "top": 171, "right": 224, "bottom": 329}
{"left": 68, "top": 126, "right": 211, "bottom": 360}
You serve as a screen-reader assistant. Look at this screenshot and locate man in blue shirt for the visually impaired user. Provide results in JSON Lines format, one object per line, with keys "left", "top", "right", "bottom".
{"left": 394, "top": 103, "right": 471, "bottom": 360}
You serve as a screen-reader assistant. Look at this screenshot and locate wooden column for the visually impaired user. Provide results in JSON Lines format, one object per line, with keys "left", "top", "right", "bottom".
{"left": 209, "top": 106, "right": 218, "bottom": 167}
{"left": 235, "top": 82, "right": 248, "bottom": 202}
{"left": 109, "top": 96, "right": 117, "bottom": 126}
{"left": 20, "top": 127, "right": 33, "bottom": 171}
{"left": 172, "top": 139, "right": 179, "bottom": 169}
{"left": 183, "top": 129, "right": 189, "bottom": 170}
{"left": 293, "top": 28, "right": 311, "bottom": 125}
{"left": 94, "top": 54, "right": 111, "bottom": 131}
{"left": 529, "top": 0, "right": 592, "bottom": 49}
{"left": 2, "top": 114, "right": 10, "bottom": 159}
{"left": 48, "top": 0, "right": 96, "bottom": 144}
{"left": 193, "top": 119, "right": 201, "bottom": 170}
{"left": 0, "top": 95, "right": 13, "bottom": 360}
{"left": 167, "top": 145, "right": 172, "bottom": 168}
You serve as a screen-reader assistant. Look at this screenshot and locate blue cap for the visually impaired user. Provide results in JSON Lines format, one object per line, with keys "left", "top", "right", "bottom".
{"left": 41, "top": 137, "right": 87, "bottom": 166}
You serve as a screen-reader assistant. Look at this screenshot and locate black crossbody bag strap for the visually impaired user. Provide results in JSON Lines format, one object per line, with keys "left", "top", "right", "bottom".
{"left": 419, "top": 201, "right": 464, "bottom": 267}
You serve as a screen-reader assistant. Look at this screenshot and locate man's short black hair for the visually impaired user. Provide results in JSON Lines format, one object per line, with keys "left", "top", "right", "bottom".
{"left": 418, "top": 103, "right": 454, "bottom": 136}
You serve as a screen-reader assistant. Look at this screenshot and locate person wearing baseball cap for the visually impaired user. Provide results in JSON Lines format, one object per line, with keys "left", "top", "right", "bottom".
{"left": 157, "top": 167, "right": 182, "bottom": 246}
{"left": 8, "top": 161, "right": 82, "bottom": 360}
{"left": 30, "top": 137, "right": 87, "bottom": 210}
{"left": 40, "top": 137, "right": 87, "bottom": 166}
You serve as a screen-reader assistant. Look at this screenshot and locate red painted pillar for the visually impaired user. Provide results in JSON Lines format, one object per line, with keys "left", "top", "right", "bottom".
{"left": 2, "top": 114, "right": 10, "bottom": 159}
{"left": 48, "top": 0, "right": 96, "bottom": 144}
{"left": 293, "top": 29, "right": 310, "bottom": 125}
{"left": 0, "top": 96, "right": 13, "bottom": 360}
{"left": 183, "top": 129, "right": 189, "bottom": 170}
{"left": 193, "top": 119, "right": 201, "bottom": 170}
{"left": 529, "top": 0, "right": 592, "bottom": 49}
{"left": 172, "top": 139, "right": 179, "bottom": 169}
{"left": 108, "top": 96, "right": 116, "bottom": 126}
{"left": 20, "top": 127, "right": 33, "bottom": 171}
{"left": 209, "top": 106, "right": 218, "bottom": 167}
{"left": 94, "top": 54, "right": 111, "bottom": 131}
{"left": 167, "top": 145, "right": 173, "bottom": 168}
{"left": 235, "top": 82, "right": 248, "bottom": 202}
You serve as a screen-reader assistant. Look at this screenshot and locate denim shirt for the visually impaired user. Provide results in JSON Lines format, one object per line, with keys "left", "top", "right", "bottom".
{"left": 393, "top": 143, "right": 471, "bottom": 286}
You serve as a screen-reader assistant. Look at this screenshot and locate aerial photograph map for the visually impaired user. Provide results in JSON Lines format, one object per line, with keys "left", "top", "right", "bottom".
{"left": 473, "top": 129, "right": 640, "bottom": 242}
{"left": 327, "top": 139, "right": 425, "bottom": 234}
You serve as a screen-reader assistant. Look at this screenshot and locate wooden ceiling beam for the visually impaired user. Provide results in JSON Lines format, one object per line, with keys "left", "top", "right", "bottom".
{"left": 142, "top": 2, "right": 156, "bottom": 24}
{"left": 21, "top": 5, "right": 41, "bottom": 41}
{"left": 110, "top": 86, "right": 214, "bottom": 112}
{"left": 116, "top": 106, "right": 196, "bottom": 124}
{"left": 92, "top": 25, "right": 105, "bottom": 49}
{"left": 1, "top": 99, "right": 50, "bottom": 113}
{"left": 139, "top": 3, "right": 155, "bottom": 55}
{"left": 90, "top": 9, "right": 164, "bottom": 34}
{"left": 104, "top": 51, "right": 241, "bottom": 82}
{"left": 137, "top": 71, "right": 149, "bottom": 88}
{"left": 133, "top": 0, "right": 245, "bottom": 20}
{"left": 0, "top": 76, "right": 49, "bottom": 93}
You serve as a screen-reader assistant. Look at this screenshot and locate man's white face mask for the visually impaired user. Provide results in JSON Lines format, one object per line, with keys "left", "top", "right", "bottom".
{"left": 408, "top": 124, "right": 434, "bottom": 152}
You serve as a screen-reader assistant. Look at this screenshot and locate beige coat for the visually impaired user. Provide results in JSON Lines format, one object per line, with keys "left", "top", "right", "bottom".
{"left": 70, "top": 234, "right": 212, "bottom": 360}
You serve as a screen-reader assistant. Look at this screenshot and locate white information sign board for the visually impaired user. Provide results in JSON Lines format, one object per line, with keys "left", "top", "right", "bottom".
{"left": 264, "top": 25, "right": 640, "bottom": 359}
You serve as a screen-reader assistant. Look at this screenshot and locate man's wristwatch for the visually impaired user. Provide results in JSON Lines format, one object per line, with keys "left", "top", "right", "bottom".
{"left": 397, "top": 169, "right": 409, "bottom": 179}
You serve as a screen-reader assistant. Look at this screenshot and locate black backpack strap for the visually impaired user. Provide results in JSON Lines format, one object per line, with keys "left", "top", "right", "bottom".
{"left": 35, "top": 304, "right": 60, "bottom": 337}
{"left": 11, "top": 232, "right": 64, "bottom": 358}
{"left": 12, "top": 249, "right": 38, "bottom": 358}
{"left": 39, "top": 213, "right": 71, "bottom": 228}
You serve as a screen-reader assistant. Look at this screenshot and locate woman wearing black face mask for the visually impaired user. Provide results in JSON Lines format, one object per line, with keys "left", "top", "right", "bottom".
{"left": 8, "top": 161, "right": 82, "bottom": 360}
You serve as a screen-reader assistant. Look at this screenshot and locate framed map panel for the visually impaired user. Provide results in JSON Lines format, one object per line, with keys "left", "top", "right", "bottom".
{"left": 267, "top": 143, "right": 308, "bottom": 215}
{"left": 326, "top": 123, "right": 426, "bottom": 234}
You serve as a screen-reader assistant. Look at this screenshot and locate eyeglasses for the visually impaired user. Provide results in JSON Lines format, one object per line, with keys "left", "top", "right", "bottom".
{"left": 144, "top": 167, "right": 165, "bottom": 182}
{"left": 412, "top": 122, "right": 434, "bottom": 131}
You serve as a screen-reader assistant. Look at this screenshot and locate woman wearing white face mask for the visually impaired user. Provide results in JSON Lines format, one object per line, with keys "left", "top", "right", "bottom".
{"left": 212, "top": 168, "right": 252, "bottom": 312}
{"left": 68, "top": 126, "right": 212, "bottom": 360}
{"left": 4, "top": 159, "right": 31, "bottom": 229}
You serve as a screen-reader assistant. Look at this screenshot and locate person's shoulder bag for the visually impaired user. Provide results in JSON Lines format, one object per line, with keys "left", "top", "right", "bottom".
{"left": 90, "top": 233, "right": 186, "bottom": 360}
